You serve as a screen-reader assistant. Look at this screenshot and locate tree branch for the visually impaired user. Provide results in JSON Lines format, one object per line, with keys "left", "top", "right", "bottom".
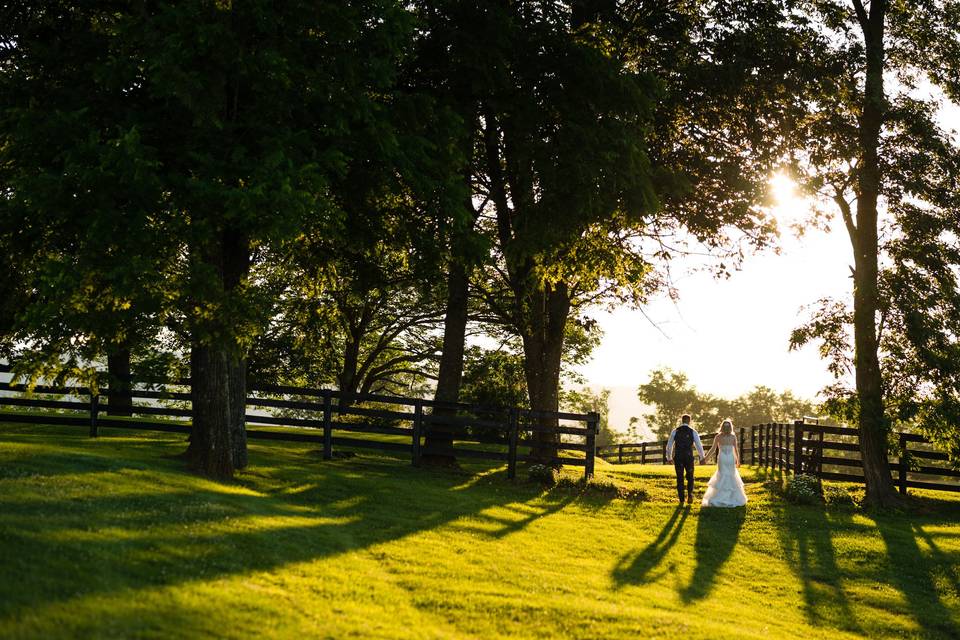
{"left": 851, "top": 0, "right": 870, "bottom": 31}
{"left": 832, "top": 187, "right": 859, "bottom": 255}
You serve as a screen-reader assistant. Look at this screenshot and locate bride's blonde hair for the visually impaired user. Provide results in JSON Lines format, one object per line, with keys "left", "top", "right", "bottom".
{"left": 718, "top": 419, "right": 734, "bottom": 435}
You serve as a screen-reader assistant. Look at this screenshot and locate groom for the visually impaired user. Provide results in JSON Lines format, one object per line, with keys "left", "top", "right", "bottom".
{"left": 665, "top": 414, "right": 706, "bottom": 505}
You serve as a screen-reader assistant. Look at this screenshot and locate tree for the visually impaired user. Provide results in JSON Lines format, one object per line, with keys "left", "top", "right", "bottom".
{"left": 784, "top": 0, "right": 960, "bottom": 505}
{"left": 636, "top": 367, "right": 826, "bottom": 440}
{"left": 636, "top": 368, "right": 706, "bottom": 440}
{"left": 1, "top": 1, "right": 422, "bottom": 478}
{"left": 468, "top": 2, "right": 660, "bottom": 463}
{"left": 563, "top": 386, "right": 617, "bottom": 448}
{"left": 459, "top": 346, "right": 529, "bottom": 411}
{"left": 0, "top": 4, "right": 173, "bottom": 401}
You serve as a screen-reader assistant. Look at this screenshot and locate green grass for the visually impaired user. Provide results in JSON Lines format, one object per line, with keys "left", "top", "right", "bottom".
{"left": 1, "top": 423, "right": 958, "bottom": 639}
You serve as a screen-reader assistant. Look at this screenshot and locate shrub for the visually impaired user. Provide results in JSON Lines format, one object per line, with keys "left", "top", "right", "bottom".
{"left": 785, "top": 473, "right": 822, "bottom": 504}
{"left": 552, "top": 475, "right": 649, "bottom": 501}
{"left": 823, "top": 484, "right": 860, "bottom": 507}
{"left": 527, "top": 463, "right": 557, "bottom": 486}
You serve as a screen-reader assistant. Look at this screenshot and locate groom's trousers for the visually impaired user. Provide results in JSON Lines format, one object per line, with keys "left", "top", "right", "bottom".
{"left": 674, "top": 455, "right": 695, "bottom": 501}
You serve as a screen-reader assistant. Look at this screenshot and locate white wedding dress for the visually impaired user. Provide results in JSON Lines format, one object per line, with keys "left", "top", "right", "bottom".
{"left": 701, "top": 444, "right": 748, "bottom": 507}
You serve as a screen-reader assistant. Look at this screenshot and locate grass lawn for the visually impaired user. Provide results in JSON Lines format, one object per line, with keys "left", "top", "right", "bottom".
{"left": 1, "top": 423, "right": 958, "bottom": 639}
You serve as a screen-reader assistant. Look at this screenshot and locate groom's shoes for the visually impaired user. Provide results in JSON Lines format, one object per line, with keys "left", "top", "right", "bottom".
{"left": 686, "top": 493, "right": 693, "bottom": 505}
{"left": 677, "top": 496, "right": 684, "bottom": 506}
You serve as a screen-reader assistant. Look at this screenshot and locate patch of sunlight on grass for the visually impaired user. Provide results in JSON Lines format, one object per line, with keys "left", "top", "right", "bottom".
{"left": 449, "top": 465, "right": 507, "bottom": 491}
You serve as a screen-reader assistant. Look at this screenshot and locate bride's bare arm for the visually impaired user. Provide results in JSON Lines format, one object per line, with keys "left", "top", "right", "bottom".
{"left": 732, "top": 434, "right": 740, "bottom": 467}
{"left": 704, "top": 438, "right": 719, "bottom": 462}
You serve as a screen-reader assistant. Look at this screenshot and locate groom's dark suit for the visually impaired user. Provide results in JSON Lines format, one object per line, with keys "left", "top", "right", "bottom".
{"left": 666, "top": 423, "right": 705, "bottom": 503}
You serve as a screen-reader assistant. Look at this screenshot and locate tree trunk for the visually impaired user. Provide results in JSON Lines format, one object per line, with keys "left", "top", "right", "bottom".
{"left": 853, "top": 0, "right": 898, "bottom": 507}
{"left": 337, "top": 333, "right": 361, "bottom": 409}
{"left": 106, "top": 346, "right": 133, "bottom": 417}
{"left": 189, "top": 343, "right": 235, "bottom": 478}
{"left": 228, "top": 353, "right": 247, "bottom": 470}
{"left": 185, "top": 229, "right": 250, "bottom": 477}
{"left": 520, "top": 282, "right": 570, "bottom": 465}
{"left": 222, "top": 229, "right": 249, "bottom": 470}
{"left": 423, "top": 260, "right": 470, "bottom": 466}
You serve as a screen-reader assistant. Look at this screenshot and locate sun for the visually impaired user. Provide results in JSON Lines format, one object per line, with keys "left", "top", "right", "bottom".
{"left": 770, "top": 171, "right": 796, "bottom": 204}
{"left": 768, "top": 171, "right": 807, "bottom": 225}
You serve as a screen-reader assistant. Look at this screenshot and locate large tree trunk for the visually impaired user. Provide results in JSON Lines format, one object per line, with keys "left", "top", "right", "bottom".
{"left": 222, "top": 229, "right": 249, "bottom": 471}
{"left": 853, "top": 0, "right": 898, "bottom": 507}
{"left": 520, "top": 282, "right": 570, "bottom": 465}
{"left": 423, "top": 260, "right": 470, "bottom": 465}
{"left": 186, "top": 229, "right": 250, "bottom": 477}
{"left": 106, "top": 346, "right": 133, "bottom": 417}
{"left": 189, "top": 343, "right": 235, "bottom": 478}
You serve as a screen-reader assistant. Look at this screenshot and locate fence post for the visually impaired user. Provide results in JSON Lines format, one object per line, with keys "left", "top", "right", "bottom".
{"left": 775, "top": 424, "right": 781, "bottom": 472}
{"left": 662, "top": 441, "right": 667, "bottom": 464}
{"left": 89, "top": 391, "right": 99, "bottom": 438}
{"left": 411, "top": 399, "right": 423, "bottom": 467}
{"left": 322, "top": 390, "right": 333, "bottom": 461}
{"left": 507, "top": 408, "right": 519, "bottom": 480}
{"left": 750, "top": 425, "right": 756, "bottom": 465}
{"left": 769, "top": 424, "right": 773, "bottom": 470}
{"left": 775, "top": 424, "right": 780, "bottom": 470}
{"left": 898, "top": 432, "right": 908, "bottom": 495}
{"left": 763, "top": 424, "right": 769, "bottom": 468}
{"left": 793, "top": 420, "right": 803, "bottom": 475}
{"left": 585, "top": 412, "right": 598, "bottom": 479}
{"left": 641, "top": 441, "right": 647, "bottom": 464}
{"left": 769, "top": 424, "right": 775, "bottom": 469}
{"left": 816, "top": 430, "right": 824, "bottom": 491}
{"left": 761, "top": 424, "right": 766, "bottom": 468}
{"left": 619, "top": 443, "right": 623, "bottom": 464}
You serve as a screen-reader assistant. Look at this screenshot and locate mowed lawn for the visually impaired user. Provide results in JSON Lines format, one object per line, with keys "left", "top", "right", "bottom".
{"left": 1, "top": 424, "right": 958, "bottom": 640}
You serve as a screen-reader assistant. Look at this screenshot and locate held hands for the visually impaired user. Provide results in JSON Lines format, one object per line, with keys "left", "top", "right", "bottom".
{"left": 699, "top": 456, "right": 706, "bottom": 465}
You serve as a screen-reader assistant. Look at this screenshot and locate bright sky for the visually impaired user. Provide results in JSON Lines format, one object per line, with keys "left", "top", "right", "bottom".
{"left": 578, "top": 178, "right": 856, "bottom": 436}
{"left": 585, "top": 94, "right": 960, "bottom": 437}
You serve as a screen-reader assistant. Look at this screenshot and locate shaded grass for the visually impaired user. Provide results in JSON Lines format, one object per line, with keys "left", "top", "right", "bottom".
{"left": 1, "top": 423, "right": 959, "bottom": 639}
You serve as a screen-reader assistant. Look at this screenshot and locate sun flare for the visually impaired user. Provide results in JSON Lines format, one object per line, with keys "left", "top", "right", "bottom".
{"left": 770, "top": 172, "right": 796, "bottom": 204}
{"left": 768, "top": 171, "right": 807, "bottom": 225}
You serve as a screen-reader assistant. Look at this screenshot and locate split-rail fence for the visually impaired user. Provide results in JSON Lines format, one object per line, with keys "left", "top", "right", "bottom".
{"left": 0, "top": 363, "right": 598, "bottom": 479}
{"left": 598, "top": 421, "right": 959, "bottom": 494}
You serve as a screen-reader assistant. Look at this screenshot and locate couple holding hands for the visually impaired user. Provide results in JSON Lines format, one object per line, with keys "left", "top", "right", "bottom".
{"left": 665, "top": 414, "right": 747, "bottom": 508}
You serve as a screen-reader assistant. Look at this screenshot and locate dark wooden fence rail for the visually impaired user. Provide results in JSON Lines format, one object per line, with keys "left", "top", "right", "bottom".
{"left": 0, "top": 363, "right": 598, "bottom": 479}
{"left": 598, "top": 419, "right": 959, "bottom": 494}
{"left": 597, "top": 427, "right": 750, "bottom": 466}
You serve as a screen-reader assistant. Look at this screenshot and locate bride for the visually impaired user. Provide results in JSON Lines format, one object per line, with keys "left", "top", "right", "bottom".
{"left": 701, "top": 419, "right": 748, "bottom": 508}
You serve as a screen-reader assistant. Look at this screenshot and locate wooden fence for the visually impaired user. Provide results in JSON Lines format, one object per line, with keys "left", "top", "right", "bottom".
{"left": 0, "top": 363, "right": 598, "bottom": 479}
{"left": 597, "top": 428, "right": 747, "bottom": 466}
{"left": 599, "top": 421, "right": 960, "bottom": 495}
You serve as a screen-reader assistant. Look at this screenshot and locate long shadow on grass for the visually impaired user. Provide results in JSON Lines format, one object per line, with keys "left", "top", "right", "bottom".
{"left": 0, "top": 440, "right": 604, "bottom": 628}
{"left": 769, "top": 488, "right": 863, "bottom": 635}
{"left": 612, "top": 505, "right": 690, "bottom": 587}
{"left": 679, "top": 505, "right": 745, "bottom": 603}
{"left": 874, "top": 514, "right": 960, "bottom": 639}
{"left": 772, "top": 484, "right": 960, "bottom": 639}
